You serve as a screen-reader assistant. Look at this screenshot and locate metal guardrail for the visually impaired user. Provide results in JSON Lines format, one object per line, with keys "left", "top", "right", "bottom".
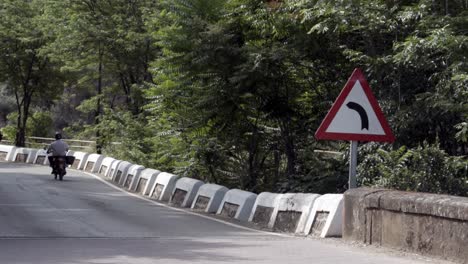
{"left": 1, "top": 137, "right": 96, "bottom": 152}
{"left": 2, "top": 137, "right": 339, "bottom": 156}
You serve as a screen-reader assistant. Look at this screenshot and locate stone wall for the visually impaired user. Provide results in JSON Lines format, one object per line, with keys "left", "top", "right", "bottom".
{"left": 343, "top": 188, "right": 468, "bottom": 263}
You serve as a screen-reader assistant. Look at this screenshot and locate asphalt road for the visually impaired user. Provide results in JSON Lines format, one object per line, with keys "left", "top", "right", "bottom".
{"left": 0, "top": 162, "right": 450, "bottom": 264}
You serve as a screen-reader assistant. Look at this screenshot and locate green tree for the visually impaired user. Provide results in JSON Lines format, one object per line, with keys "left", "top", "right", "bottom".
{"left": 298, "top": 0, "right": 467, "bottom": 155}
{"left": 146, "top": 0, "right": 348, "bottom": 192}
{"left": 41, "top": 0, "right": 159, "bottom": 152}
{"left": 0, "top": 0, "right": 63, "bottom": 146}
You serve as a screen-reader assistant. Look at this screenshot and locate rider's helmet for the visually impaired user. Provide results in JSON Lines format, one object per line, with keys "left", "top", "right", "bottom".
{"left": 55, "top": 132, "right": 62, "bottom": 140}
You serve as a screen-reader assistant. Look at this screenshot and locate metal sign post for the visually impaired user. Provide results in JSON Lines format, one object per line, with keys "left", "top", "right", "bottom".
{"left": 348, "top": 141, "right": 358, "bottom": 189}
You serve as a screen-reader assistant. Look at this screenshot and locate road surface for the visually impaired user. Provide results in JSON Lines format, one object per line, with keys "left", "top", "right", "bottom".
{"left": 0, "top": 162, "right": 450, "bottom": 264}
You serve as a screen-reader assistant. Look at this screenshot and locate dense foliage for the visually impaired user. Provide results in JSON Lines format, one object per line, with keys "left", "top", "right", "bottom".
{"left": 0, "top": 0, "right": 466, "bottom": 196}
{"left": 358, "top": 142, "right": 467, "bottom": 196}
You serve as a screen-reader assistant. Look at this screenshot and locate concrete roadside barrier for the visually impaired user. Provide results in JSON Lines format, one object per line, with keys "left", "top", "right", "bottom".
{"left": 303, "top": 194, "right": 343, "bottom": 237}
{"left": 67, "top": 151, "right": 89, "bottom": 170}
{"left": 13, "top": 148, "right": 37, "bottom": 163}
{"left": 149, "top": 172, "right": 178, "bottom": 202}
{"left": 191, "top": 183, "right": 229, "bottom": 213}
{"left": 33, "top": 149, "right": 49, "bottom": 165}
{"left": 169, "top": 177, "right": 204, "bottom": 207}
{"left": 130, "top": 168, "right": 160, "bottom": 195}
{"left": 248, "top": 192, "right": 283, "bottom": 228}
{"left": 270, "top": 193, "right": 320, "bottom": 234}
{"left": 0, "top": 145, "right": 17, "bottom": 162}
{"left": 217, "top": 189, "right": 257, "bottom": 222}
{"left": 112, "top": 161, "right": 132, "bottom": 184}
{"left": 98, "top": 157, "right": 120, "bottom": 177}
{"left": 344, "top": 188, "right": 468, "bottom": 263}
{"left": 121, "top": 164, "right": 145, "bottom": 189}
{"left": 83, "top": 154, "right": 104, "bottom": 173}
{"left": 107, "top": 159, "right": 124, "bottom": 179}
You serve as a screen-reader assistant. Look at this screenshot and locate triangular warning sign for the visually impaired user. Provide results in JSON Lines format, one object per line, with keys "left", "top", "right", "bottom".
{"left": 315, "top": 68, "right": 395, "bottom": 142}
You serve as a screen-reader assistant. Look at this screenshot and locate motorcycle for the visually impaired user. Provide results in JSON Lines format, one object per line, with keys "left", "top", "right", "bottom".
{"left": 48, "top": 156, "right": 75, "bottom": 181}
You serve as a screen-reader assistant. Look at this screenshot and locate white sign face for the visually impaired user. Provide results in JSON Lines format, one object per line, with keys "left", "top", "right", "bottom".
{"left": 325, "top": 81, "right": 385, "bottom": 135}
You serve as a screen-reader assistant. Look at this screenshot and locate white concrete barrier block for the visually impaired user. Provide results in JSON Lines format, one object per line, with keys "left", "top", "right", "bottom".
{"left": 304, "top": 194, "right": 343, "bottom": 238}
{"left": 149, "top": 172, "right": 178, "bottom": 202}
{"left": 83, "top": 154, "right": 105, "bottom": 173}
{"left": 67, "top": 151, "right": 89, "bottom": 170}
{"left": 112, "top": 161, "right": 132, "bottom": 183}
{"left": 170, "top": 177, "right": 204, "bottom": 208}
{"left": 33, "top": 149, "right": 49, "bottom": 165}
{"left": 248, "top": 192, "right": 283, "bottom": 228}
{"left": 107, "top": 159, "right": 123, "bottom": 179}
{"left": 191, "top": 183, "right": 228, "bottom": 213}
{"left": 121, "top": 164, "right": 145, "bottom": 189}
{"left": 130, "top": 168, "right": 161, "bottom": 195}
{"left": 271, "top": 193, "right": 321, "bottom": 234}
{"left": 217, "top": 189, "right": 257, "bottom": 222}
{"left": 13, "top": 148, "right": 38, "bottom": 163}
{"left": 98, "top": 157, "right": 119, "bottom": 177}
{"left": 28, "top": 149, "right": 39, "bottom": 163}
{"left": 0, "top": 145, "right": 17, "bottom": 162}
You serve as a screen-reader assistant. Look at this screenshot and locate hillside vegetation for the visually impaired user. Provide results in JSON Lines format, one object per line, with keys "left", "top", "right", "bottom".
{"left": 0, "top": 0, "right": 466, "bottom": 195}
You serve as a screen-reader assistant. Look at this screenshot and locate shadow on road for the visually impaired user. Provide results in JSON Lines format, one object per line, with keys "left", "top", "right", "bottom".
{"left": 0, "top": 237, "right": 258, "bottom": 264}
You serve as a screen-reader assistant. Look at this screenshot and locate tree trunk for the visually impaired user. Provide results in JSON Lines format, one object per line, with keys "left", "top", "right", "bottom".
{"left": 273, "top": 148, "right": 280, "bottom": 189}
{"left": 15, "top": 115, "right": 26, "bottom": 148}
{"left": 208, "top": 165, "right": 218, "bottom": 184}
{"left": 95, "top": 45, "right": 103, "bottom": 154}
{"left": 15, "top": 129, "right": 26, "bottom": 147}
{"left": 281, "top": 116, "right": 296, "bottom": 187}
{"left": 247, "top": 130, "right": 258, "bottom": 192}
{"left": 15, "top": 92, "right": 33, "bottom": 147}
{"left": 246, "top": 120, "right": 260, "bottom": 192}
{"left": 14, "top": 53, "right": 36, "bottom": 147}
{"left": 445, "top": 0, "right": 449, "bottom": 15}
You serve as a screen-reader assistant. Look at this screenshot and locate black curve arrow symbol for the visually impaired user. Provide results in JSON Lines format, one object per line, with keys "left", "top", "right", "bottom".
{"left": 346, "top": 101, "right": 369, "bottom": 130}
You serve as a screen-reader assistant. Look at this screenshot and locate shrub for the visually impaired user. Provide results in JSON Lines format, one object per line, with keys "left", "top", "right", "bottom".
{"left": 358, "top": 142, "right": 468, "bottom": 197}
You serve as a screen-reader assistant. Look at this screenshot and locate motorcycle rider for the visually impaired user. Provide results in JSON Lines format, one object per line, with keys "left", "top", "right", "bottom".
{"left": 47, "top": 132, "right": 69, "bottom": 177}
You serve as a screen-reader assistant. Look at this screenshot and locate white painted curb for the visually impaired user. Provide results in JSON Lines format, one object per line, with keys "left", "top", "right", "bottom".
{"left": 148, "top": 172, "right": 178, "bottom": 202}
{"left": 98, "top": 157, "right": 119, "bottom": 177}
{"left": 107, "top": 159, "right": 124, "bottom": 179}
{"left": 217, "top": 189, "right": 257, "bottom": 222}
{"left": 130, "top": 168, "right": 161, "bottom": 195}
{"left": 83, "top": 153, "right": 105, "bottom": 173}
{"left": 66, "top": 151, "right": 89, "bottom": 170}
{"left": 113, "top": 161, "right": 132, "bottom": 184}
{"left": 248, "top": 192, "right": 283, "bottom": 226}
{"left": 13, "top": 148, "right": 38, "bottom": 163}
{"left": 191, "top": 183, "right": 228, "bottom": 213}
{"left": 121, "top": 164, "right": 145, "bottom": 189}
{"left": 303, "top": 194, "right": 343, "bottom": 237}
{"left": 0, "top": 145, "right": 17, "bottom": 162}
{"left": 33, "top": 149, "right": 49, "bottom": 165}
{"left": 170, "top": 177, "right": 204, "bottom": 208}
{"left": 271, "top": 193, "right": 320, "bottom": 234}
